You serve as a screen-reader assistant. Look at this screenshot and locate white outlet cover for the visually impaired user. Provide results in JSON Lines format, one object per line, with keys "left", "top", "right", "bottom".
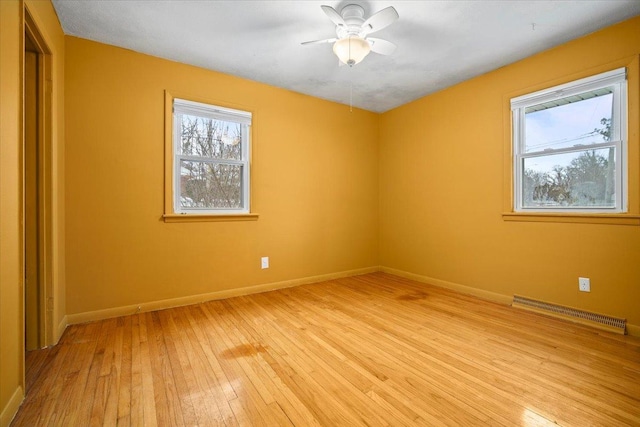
{"left": 261, "top": 257, "right": 269, "bottom": 269}
{"left": 578, "top": 277, "right": 590, "bottom": 292}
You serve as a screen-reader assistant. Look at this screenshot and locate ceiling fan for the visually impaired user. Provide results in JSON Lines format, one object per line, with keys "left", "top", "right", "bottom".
{"left": 302, "top": 4, "right": 399, "bottom": 67}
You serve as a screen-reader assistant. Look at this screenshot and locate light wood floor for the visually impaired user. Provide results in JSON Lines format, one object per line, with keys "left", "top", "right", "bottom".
{"left": 12, "top": 272, "right": 640, "bottom": 426}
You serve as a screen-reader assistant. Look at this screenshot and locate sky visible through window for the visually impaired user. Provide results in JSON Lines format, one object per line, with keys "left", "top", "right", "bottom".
{"left": 524, "top": 93, "right": 613, "bottom": 173}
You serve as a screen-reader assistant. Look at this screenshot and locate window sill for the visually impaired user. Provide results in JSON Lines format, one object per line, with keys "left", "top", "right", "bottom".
{"left": 502, "top": 212, "right": 640, "bottom": 226}
{"left": 163, "top": 213, "right": 260, "bottom": 223}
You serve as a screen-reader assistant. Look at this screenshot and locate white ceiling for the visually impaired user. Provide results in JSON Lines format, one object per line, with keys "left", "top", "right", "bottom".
{"left": 51, "top": 1, "right": 640, "bottom": 113}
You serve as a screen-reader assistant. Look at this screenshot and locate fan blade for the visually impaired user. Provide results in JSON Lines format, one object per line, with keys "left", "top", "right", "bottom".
{"left": 301, "top": 38, "right": 337, "bottom": 45}
{"left": 367, "top": 38, "right": 396, "bottom": 55}
{"left": 321, "top": 5, "right": 345, "bottom": 26}
{"left": 362, "top": 6, "right": 399, "bottom": 35}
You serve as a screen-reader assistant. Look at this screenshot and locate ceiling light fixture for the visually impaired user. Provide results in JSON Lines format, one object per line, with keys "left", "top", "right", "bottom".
{"left": 302, "top": 4, "right": 398, "bottom": 68}
{"left": 332, "top": 36, "right": 371, "bottom": 67}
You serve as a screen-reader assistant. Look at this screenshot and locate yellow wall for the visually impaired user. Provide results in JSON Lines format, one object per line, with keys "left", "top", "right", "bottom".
{"left": 0, "top": 1, "right": 24, "bottom": 422}
{"left": 379, "top": 16, "right": 640, "bottom": 327}
{"left": 2, "top": 2, "right": 639, "bottom": 423}
{"left": 64, "top": 37, "right": 379, "bottom": 315}
{"left": 0, "top": 0, "right": 65, "bottom": 424}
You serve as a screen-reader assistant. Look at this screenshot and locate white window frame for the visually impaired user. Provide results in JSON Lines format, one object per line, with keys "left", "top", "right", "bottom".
{"left": 511, "top": 68, "right": 628, "bottom": 213}
{"left": 172, "top": 98, "right": 251, "bottom": 214}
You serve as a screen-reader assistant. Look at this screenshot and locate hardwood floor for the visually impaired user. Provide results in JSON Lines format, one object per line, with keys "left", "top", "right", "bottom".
{"left": 12, "top": 272, "right": 640, "bottom": 426}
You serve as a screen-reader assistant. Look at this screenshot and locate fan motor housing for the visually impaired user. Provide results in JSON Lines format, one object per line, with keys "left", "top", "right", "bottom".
{"left": 337, "top": 4, "right": 367, "bottom": 38}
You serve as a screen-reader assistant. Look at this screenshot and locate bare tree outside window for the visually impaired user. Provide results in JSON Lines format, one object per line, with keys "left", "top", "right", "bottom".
{"left": 522, "top": 119, "right": 614, "bottom": 208}
{"left": 172, "top": 98, "right": 251, "bottom": 214}
{"left": 512, "top": 68, "right": 626, "bottom": 213}
{"left": 179, "top": 115, "right": 243, "bottom": 209}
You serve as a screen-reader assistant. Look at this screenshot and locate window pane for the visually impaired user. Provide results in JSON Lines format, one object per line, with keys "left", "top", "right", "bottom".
{"left": 522, "top": 148, "right": 615, "bottom": 208}
{"left": 178, "top": 114, "right": 242, "bottom": 160}
{"left": 524, "top": 90, "right": 613, "bottom": 153}
{"left": 179, "top": 160, "right": 243, "bottom": 209}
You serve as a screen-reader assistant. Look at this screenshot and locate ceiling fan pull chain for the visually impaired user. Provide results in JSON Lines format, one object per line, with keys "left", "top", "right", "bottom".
{"left": 350, "top": 83, "right": 353, "bottom": 113}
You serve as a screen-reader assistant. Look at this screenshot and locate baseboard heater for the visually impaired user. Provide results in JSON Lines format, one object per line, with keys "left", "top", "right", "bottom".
{"left": 512, "top": 295, "right": 626, "bottom": 335}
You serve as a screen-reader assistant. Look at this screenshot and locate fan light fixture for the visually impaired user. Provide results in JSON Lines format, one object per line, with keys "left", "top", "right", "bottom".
{"left": 333, "top": 36, "right": 371, "bottom": 67}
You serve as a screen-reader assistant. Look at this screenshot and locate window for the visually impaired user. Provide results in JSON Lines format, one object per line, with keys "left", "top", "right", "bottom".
{"left": 511, "top": 68, "right": 627, "bottom": 213}
{"left": 172, "top": 98, "right": 252, "bottom": 215}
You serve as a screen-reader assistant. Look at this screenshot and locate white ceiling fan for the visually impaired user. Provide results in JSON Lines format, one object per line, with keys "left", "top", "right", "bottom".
{"left": 302, "top": 4, "right": 399, "bottom": 66}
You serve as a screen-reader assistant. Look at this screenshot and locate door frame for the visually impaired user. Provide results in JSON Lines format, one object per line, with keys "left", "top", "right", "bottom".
{"left": 23, "top": 4, "right": 54, "bottom": 352}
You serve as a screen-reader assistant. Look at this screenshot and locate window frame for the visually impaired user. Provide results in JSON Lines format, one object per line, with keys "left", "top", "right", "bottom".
{"left": 510, "top": 67, "right": 628, "bottom": 214}
{"left": 164, "top": 92, "right": 258, "bottom": 221}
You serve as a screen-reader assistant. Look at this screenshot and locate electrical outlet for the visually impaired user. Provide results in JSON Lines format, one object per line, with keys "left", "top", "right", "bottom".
{"left": 261, "top": 256, "right": 269, "bottom": 269}
{"left": 578, "top": 277, "right": 590, "bottom": 292}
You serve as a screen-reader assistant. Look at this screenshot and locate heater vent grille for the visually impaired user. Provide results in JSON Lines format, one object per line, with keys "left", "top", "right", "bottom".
{"left": 513, "top": 295, "right": 626, "bottom": 334}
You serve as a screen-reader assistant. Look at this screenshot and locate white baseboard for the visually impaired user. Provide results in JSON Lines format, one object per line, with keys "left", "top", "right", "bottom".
{"left": 66, "top": 266, "right": 380, "bottom": 325}
{"left": 380, "top": 266, "right": 513, "bottom": 305}
{"left": 0, "top": 386, "right": 24, "bottom": 427}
